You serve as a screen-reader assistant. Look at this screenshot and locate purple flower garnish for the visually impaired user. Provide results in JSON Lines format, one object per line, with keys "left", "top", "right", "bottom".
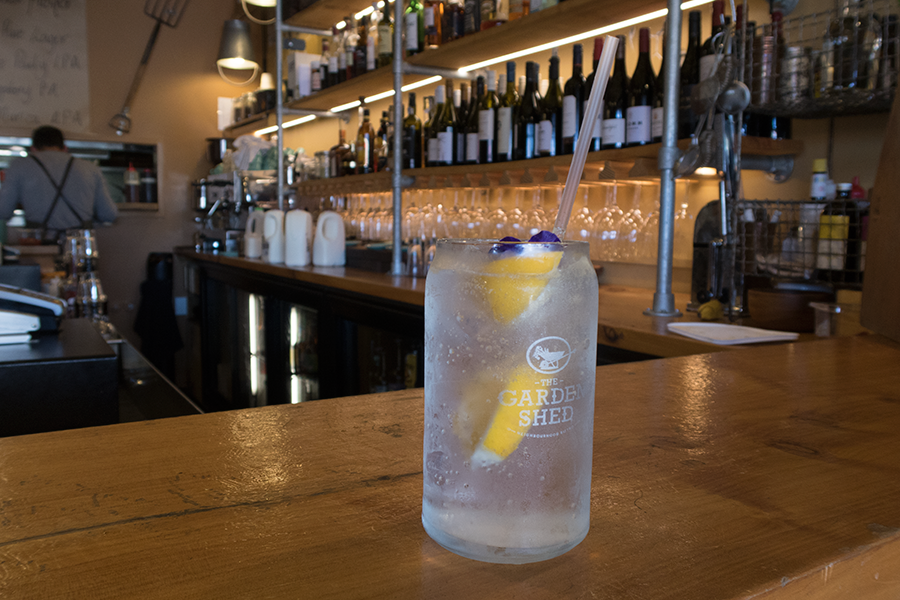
{"left": 490, "top": 231, "right": 562, "bottom": 254}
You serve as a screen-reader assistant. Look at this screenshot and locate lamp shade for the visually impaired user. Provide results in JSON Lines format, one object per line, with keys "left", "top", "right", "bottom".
{"left": 217, "top": 19, "right": 257, "bottom": 71}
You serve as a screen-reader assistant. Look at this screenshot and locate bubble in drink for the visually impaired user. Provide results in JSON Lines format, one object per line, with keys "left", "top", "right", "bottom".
{"left": 423, "top": 239, "right": 598, "bottom": 563}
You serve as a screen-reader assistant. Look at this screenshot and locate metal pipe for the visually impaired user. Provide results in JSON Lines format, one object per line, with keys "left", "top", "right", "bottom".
{"left": 391, "top": 0, "right": 405, "bottom": 276}
{"left": 646, "top": 0, "right": 683, "bottom": 317}
{"left": 276, "top": 0, "right": 285, "bottom": 211}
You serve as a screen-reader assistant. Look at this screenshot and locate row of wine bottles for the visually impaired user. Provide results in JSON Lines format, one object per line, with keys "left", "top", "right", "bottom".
{"left": 395, "top": 28, "right": 663, "bottom": 168}
{"left": 310, "top": 0, "right": 562, "bottom": 93}
{"left": 325, "top": 0, "right": 793, "bottom": 176}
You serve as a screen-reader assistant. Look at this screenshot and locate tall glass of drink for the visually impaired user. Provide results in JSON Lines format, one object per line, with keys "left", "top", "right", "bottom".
{"left": 423, "top": 238, "right": 598, "bottom": 563}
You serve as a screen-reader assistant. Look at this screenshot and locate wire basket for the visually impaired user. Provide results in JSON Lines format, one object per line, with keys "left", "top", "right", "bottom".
{"left": 744, "top": 0, "right": 899, "bottom": 118}
{"left": 736, "top": 199, "right": 868, "bottom": 290}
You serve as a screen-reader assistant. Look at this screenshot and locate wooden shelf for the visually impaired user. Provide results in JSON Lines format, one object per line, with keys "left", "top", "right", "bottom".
{"left": 285, "top": 0, "right": 375, "bottom": 31}
{"left": 290, "top": 137, "right": 803, "bottom": 195}
{"left": 276, "top": 0, "right": 665, "bottom": 114}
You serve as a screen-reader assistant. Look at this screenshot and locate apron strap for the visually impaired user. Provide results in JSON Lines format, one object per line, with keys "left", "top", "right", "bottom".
{"left": 30, "top": 155, "right": 82, "bottom": 233}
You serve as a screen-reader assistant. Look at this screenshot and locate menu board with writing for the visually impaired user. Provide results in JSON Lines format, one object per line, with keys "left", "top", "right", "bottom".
{"left": 0, "top": 0, "right": 90, "bottom": 133}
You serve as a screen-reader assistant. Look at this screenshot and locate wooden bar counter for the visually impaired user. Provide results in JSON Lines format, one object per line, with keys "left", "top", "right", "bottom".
{"left": 2, "top": 335, "right": 899, "bottom": 598}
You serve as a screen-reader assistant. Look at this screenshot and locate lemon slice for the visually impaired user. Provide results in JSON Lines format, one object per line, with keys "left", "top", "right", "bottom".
{"left": 472, "top": 364, "right": 546, "bottom": 465}
{"left": 483, "top": 249, "right": 563, "bottom": 324}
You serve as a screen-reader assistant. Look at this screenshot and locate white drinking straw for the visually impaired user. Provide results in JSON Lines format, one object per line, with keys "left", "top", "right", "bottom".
{"left": 552, "top": 35, "right": 619, "bottom": 239}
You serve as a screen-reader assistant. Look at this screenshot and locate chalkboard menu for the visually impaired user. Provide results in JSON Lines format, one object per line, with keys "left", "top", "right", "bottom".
{"left": 0, "top": 0, "right": 90, "bottom": 133}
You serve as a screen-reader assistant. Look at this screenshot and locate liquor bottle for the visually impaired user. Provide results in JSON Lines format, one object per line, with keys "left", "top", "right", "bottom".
{"left": 355, "top": 16, "right": 369, "bottom": 75}
{"left": 602, "top": 35, "right": 628, "bottom": 149}
{"left": 421, "top": 96, "right": 434, "bottom": 166}
{"left": 464, "top": 0, "right": 480, "bottom": 34}
{"left": 509, "top": 0, "right": 529, "bottom": 20}
{"left": 429, "top": 87, "right": 450, "bottom": 167}
{"left": 424, "top": 93, "right": 438, "bottom": 166}
{"left": 453, "top": 85, "right": 466, "bottom": 164}
{"left": 328, "top": 29, "right": 341, "bottom": 87}
{"left": 405, "top": 0, "right": 425, "bottom": 56}
{"left": 376, "top": 110, "right": 390, "bottom": 171}
{"left": 366, "top": 12, "right": 377, "bottom": 72}
{"left": 443, "top": 0, "right": 465, "bottom": 42}
{"left": 651, "top": 31, "right": 665, "bottom": 144}
{"left": 343, "top": 18, "right": 357, "bottom": 80}
{"left": 424, "top": 0, "right": 443, "bottom": 49}
{"left": 514, "top": 61, "right": 541, "bottom": 160}
{"left": 329, "top": 128, "right": 352, "bottom": 177}
{"left": 562, "top": 44, "right": 585, "bottom": 155}
{"left": 583, "top": 38, "right": 604, "bottom": 152}
{"left": 679, "top": 11, "right": 702, "bottom": 139}
{"left": 626, "top": 28, "right": 656, "bottom": 146}
{"left": 480, "top": 0, "right": 508, "bottom": 31}
{"left": 356, "top": 108, "right": 376, "bottom": 174}
{"left": 466, "top": 76, "right": 484, "bottom": 164}
{"left": 376, "top": 3, "right": 393, "bottom": 68}
{"left": 433, "top": 81, "right": 457, "bottom": 166}
{"left": 538, "top": 50, "right": 564, "bottom": 157}
{"left": 699, "top": 0, "right": 725, "bottom": 82}
{"left": 478, "top": 69, "right": 499, "bottom": 163}
{"left": 497, "top": 61, "right": 519, "bottom": 162}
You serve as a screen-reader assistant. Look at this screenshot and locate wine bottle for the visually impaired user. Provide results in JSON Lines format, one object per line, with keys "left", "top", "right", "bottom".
{"left": 538, "top": 50, "right": 564, "bottom": 157}
{"left": 497, "top": 61, "right": 519, "bottom": 162}
{"left": 480, "top": 0, "right": 508, "bottom": 31}
{"left": 356, "top": 108, "right": 376, "bottom": 174}
{"left": 601, "top": 35, "right": 628, "bottom": 150}
{"left": 402, "top": 93, "right": 423, "bottom": 168}
{"left": 562, "top": 44, "right": 585, "bottom": 155}
{"left": 478, "top": 69, "right": 499, "bottom": 163}
{"left": 328, "top": 28, "right": 341, "bottom": 87}
{"left": 355, "top": 16, "right": 369, "bottom": 75}
{"left": 699, "top": 0, "right": 725, "bottom": 82}
{"left": 464, "top": 0, "right": 480, "bottom": 34}
{"left": 376, "top": 3, "right": 393, "bottom": 68}
{"left": 344, "top": 18, "right": 357, "bottom": 80}
{"left": 651, "top": 31, "right": 665, "bottom": 144}
{"left": 423, "top": 95, "right": 436, "bottom": 166}
{"left": 509, "top": 0, "right": 530, "bottom": 20}
{"left": 454, "top": 84, "right": 466, "bottom": 165}
{"left": 626, "top": 28, "right": 656, "bottom": 147}
{"left": 443, "top": 0, "right": 465, "bottom": 43}
{"left": 424, "top": 0, "right": 443, "bottom": 49}
{"left": 679, "top": 11, "right": 702, "bottom": 139}
{"left": 405, "top": 0, "right": 425, "bottom": 56}
{"left": 583, "top": 38, "right": 604, "bottom": 152}
{"left": 515, "top": 61, "right": 541, "bottom": 160}
{"left": 434, "top": 80, "right": 457, "bottom": 166}
{"left": 466, "top": 76, "right": 484, "bottom": 164}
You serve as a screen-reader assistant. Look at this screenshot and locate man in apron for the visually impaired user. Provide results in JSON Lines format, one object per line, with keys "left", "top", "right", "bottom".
{"left": 0, "top": 126, "right": 118, "bottom": 242}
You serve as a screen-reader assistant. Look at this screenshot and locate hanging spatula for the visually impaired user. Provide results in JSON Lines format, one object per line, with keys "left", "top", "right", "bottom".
{"left": 109, "top": 0, "right": 190, "bottom": 135}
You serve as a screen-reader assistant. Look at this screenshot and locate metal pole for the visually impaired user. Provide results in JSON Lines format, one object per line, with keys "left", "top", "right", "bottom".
{"left": 276, "top": 0, "right": 285, "bottom": 211}
{"left": 390, "top": 0, "right": 405, "bottom": 276}
{"left": 645, "top": 0, "right": 683, "bottom": 317}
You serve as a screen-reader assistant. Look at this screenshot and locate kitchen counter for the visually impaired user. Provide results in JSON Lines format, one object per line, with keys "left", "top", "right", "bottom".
{"left": 177, "top": 248, "right": 744, "bottom": 358}
{"left": 2, "top": 334, "right": 899, "bottom": 599}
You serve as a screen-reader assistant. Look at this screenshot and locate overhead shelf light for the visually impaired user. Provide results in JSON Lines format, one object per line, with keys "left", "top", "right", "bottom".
{"left": 255, "top": 114, "right": 317, "bottom": 136}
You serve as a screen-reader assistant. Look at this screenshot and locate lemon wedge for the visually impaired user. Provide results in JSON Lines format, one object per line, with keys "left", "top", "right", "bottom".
{"left": 483, "top": 250, "right": 563, "bottom": 324}
{"left": 472, "top": 364, "right": 546, "bottom": 465}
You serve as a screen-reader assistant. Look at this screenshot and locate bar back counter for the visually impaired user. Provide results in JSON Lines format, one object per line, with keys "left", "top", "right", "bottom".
{"left": 1, "top": 334, "right": 898, "bottom": 598}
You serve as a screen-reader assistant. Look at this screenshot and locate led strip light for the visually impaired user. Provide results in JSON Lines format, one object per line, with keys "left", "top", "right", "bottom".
{"left": 255, "top": 0, "right": 714, "bottom": 135}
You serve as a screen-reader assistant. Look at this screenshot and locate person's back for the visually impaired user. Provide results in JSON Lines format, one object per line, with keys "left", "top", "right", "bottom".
{"left": 0, "top": 126, "right": 118, "bottom": 236}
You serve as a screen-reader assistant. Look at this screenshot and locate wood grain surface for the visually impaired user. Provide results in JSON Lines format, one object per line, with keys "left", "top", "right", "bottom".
{"left": 2, "top": 335, "right": 899, "bottom": 599}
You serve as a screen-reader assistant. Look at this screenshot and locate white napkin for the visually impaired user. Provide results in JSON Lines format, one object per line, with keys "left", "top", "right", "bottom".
{"left": 667, "top": 322, "right": 799, "bottom": 345}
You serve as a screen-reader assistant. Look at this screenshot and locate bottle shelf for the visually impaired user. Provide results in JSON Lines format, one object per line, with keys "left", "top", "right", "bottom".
{"left": 274, "top": 0, "right": 663, "bottom": 115}
{"left": 290, "top": 137, "right": 803, "bottom": 195}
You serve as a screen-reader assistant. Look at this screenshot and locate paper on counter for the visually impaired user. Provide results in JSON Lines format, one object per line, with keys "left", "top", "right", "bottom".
{"left": 667, "top": 322, "right": 799, "bottom": 345}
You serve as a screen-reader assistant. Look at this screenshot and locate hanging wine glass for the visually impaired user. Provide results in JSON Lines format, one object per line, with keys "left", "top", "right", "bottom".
{"left": 506, "top": 187, "right": 527, "bottom": 239}
{"left": 485, "top": 187, "right": 508, "bottom": 239}
{"left": 673, "top": 180, "right": 695, "bottom": 262}
{"left": 523, "top": 186, "right": 547, "bottom": 238}
{"left": 569, "top": 185, "right": 594, "bottom": 252}
{"left": 616, "top": 183, "right": 644, "bottom": 261}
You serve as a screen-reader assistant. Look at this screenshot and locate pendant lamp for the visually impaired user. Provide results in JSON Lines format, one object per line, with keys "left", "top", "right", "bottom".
{"left": 217, "top": 19, "right": 259, "bottom": 85}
